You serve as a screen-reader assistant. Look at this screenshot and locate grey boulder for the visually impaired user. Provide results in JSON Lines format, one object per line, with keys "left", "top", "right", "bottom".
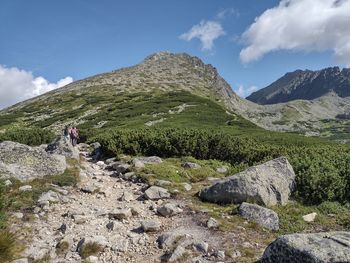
{"left": 238, "top": 202, "right": 279, "bottom": 231}
{"left": 261, "top": 231, "right": 350, "bottom": 263}
{"left": 199, "top": 157, "right": 295, "bottom": 207}
{"left": 0, "top": 141, "right": 66, "bottom": 182}
{"left": 46, "top": 136, "right": 79, "bottom": 159}
{"left": 133, "top": 156, "right": 162, "bottom": 164}
{"left": 144, "top": 186, "right": 170, "bottom": 200}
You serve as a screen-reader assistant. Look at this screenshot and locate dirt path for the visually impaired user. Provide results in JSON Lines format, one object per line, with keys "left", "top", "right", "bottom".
{"left": 12, "top": 148, "right": 262, "bottom": 263}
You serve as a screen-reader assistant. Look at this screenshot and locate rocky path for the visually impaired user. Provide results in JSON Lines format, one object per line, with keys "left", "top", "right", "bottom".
{"left": 12, "top": 146, "right": 245, "bottom": 263}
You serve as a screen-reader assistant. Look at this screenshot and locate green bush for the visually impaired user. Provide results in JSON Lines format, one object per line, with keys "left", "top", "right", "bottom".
{"left": 90, "top": 128, "right": 350, "bottom": 204}
{"left": 0, "top": 127, "right": 55, "bottom": 146}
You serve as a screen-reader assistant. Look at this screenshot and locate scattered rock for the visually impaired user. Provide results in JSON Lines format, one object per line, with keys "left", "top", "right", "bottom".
{"left": 106, "top": 222, "right": 114, "bottom": 231}
{"left": 80, "top": 183, "right": 100, "bottom": 194}
{"left": 199, "top": 157, "right": 296, "bottom": 206}
{"left": 105, "top": 157, "right": 116, "bottom": 165}
{"left": 57, "top": 223, "right": 67, "bottom": 234}
{"left": 157, "top": 232, "right": 185, "bottom": 249}
{"left": 12, "top": 212, "right": 24, "bottom": 220}
{"left": 216, "top": 250, "right": 225, "bottom": 260}
{"left": 167, "top": 245, "right": 186, "bottom": 262}
{"left": 207, "top": 217, "right": 220, "bottom": 228}
{"left": 109, "top": 208, "right": 132, "bottom": 220}
{"left": 46, "top": 136, "right": 80, "bottom": 159}
{"left": 113, "top": 239, "right": 129, "bottom": 253}
{"left": 261, "top": 231, "right": 350, "bottom": 262}
{"left": 133, "top": 156, "right": 162, "bottom": 164}
{"left": 141, "top": 220, "right": 161, "bottom": 232}
{"left": 144, "top": 186, "right": 170, "bottom": 200}
{"left": 112, "top": 163, "right": 130, "bottom": 174}
{"left": 0, "top": 141, "right": 66, "bottom": 182}
{"left": 4, "top": 179, "right": 12, "bottom": 187}
{"left": 130, "top": 206, "right": 142, "bottom": 216}
{"left": 216, "top": 166, "right": 228, "bottom": 173}
{"left": 11, "top": 258, "right": 28, "bottom": 263}
{"left": 155, "top": 180, "right": 172, "bottom": 187}
{"left": 238, "top": 202, "right": 279, "bottom": 231}
{"left": 73, "top": 214, "right": 90, "bottom": 224}
{"left": 19, "top": 185, "right": 32, "bottom": 192}
{"left": 194, "top": 241, "right": 209, "bottom": 253}
{"left": 76, "top": 236, "right": 108, "bottom": 256}
{"left": 157, "top": 203, "right": 183, "bottom": 217}
{"left": 181, "top": 183, "right": 192, "bottom": 191}
{"left": 85, "top": 256, "right": 99, "bottom": 263}
{"left": 302, "top": 212, "right": 317, "bottom": 222}
{"left": 38, "top": 190, "right": 60, "bottom": 205}
{"left": 133, "top": 160, "right": 145, "bottom": 169}
{"left": 119, "top": 191, "right": 135, "bottom": 202}
{"left": 181, "top": 162, "right": 201, "bottom": 169}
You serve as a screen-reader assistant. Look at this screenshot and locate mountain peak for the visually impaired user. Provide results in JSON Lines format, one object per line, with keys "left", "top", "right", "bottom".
{"left": 247, "top": 66, "right": 350, "bottom": 104}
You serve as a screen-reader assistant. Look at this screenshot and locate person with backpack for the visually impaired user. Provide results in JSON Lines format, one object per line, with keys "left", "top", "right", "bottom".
{"left": 70, "top": 127, "right": 79, "bottom": 146}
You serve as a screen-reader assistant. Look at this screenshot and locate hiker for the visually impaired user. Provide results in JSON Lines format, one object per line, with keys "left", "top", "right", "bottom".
{"left": 70, "top": 127, "right": 79, "bottom": 146}
{"left": 63, "top": 126, "right": 70, "bottom": 141}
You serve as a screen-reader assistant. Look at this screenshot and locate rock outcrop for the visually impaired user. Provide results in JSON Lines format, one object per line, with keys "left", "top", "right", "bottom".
{"left": 0, "top": 141, "right": 66, "bottom": 182}
{"left": 261, "top": 231, "right": 350, "bottom": 262}
{"left": 199, "top": 157, "right": 296, "bottom": 206}
{"left": 46, "top": 136, "right": 80, "bottom": 159}
{"left": 238, "top": 202, "right": 279, "bottom": 231}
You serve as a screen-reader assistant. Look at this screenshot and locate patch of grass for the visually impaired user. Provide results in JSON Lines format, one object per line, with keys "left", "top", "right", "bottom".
{"left": 56, "top": 240, "right": 70, "bottom": 256}
{"left": 79, "top": 242, "right": 103, "bottom": 259}
{"left": 0, "top": 230, "right": 23, "bottom": 262}
{"left": 33, "top": 254, "right": 51, "bottom": 263}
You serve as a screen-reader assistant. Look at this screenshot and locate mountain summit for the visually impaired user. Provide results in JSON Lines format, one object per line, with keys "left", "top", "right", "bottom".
{"left": 247, "top": 67, "right": 350, "bottom": 104}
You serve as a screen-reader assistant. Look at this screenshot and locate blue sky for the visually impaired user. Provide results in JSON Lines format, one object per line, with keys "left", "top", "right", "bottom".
{"left": 0, "top": 0, "right": 349, "bottom": 108}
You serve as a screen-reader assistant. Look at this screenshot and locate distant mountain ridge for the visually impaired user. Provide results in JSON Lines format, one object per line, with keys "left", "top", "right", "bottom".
{"left": 247, "top": 67, "right": 350, "bottom": 104}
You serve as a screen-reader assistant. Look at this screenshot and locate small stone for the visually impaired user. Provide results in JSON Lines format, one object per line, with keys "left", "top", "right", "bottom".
{"left": 73, "top": 214, "right": 89, "bottom": 224}
{"left": 58, "top": 223, "right": 67, "bottom": 234}
{"left": 109, "top": 208, "right": 132, "bottom": 220}
{"left": 181, "top": 183, "right": 192, "bottom": 191}
{"left": 194, "top": 241, "right": 209, "bottom": 254}
{"left": 181, "top": 162, "right": 201, "bottom": 169}
{"left": 302, "top": 212, "right": 317, "bottom": 222}
{"left": 133, "top": 160, "right": 145, "bottom": 169}
{"left": 144, "top": 186, "right": 170, "bottom": 200}
{"left": 11, "top": 258, "right": 28, "bottom": 263}
{"left": 19, "top": 185, "right": 32, "bottom": 192}
{"left": 167, "top": 245, "right": 186, "bottom": 262}
{"left": 112, "top": 163, "right": 130, "bottom": 174}
{"left": 207, "top": 217, "right": 220, "bottom": 228}
{"left": 106, "top": 222, "right": 114, "bottom": 231}
{"left": 85, "top": 256, "right": 99, "bottom": 263}
{"left": 38, "top": 190, "right": 60, "bottom": 205}
{"left": 113, "top": 240, "right": 129, "bottom": 252}
{"left": 4, "top": 179, "right": 12, "bottom": 187}
{"left": 141, "top": 220, "right": 161, "bottom": 232}
{"left": 216, "top": 166, "right": 228, "bottom": 173}
{"left": 80, "top": 184, "right": 99, "bottom": 194}
{"left": 12, "top": 212, "right": 24, "bottom": 219}
{"left": 157, "top": 203, "right": 183, "bottom": 217}
{"left": 131, "top": 206, "right": 142, "bottom": 216}
{"left": 157, "top": 232, "right": 185, "bottom": 249}
{"left": 217, "top": 250, "right": 225, "bottom": 260}
{"left": 119, "top": 191, "right": 135, "bottom": 202}
{"left": 155, "top": 180, "right": 172, "bottom": 187}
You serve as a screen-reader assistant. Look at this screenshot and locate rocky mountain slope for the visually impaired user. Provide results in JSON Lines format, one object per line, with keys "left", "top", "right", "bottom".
{"left": 1, "top": 52, "right": 350, "bottom": 141}
{"left": 247, "top": 67, "right": 350, "bottom": 104}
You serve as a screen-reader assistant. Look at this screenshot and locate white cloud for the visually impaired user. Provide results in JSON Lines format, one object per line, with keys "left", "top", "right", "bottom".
{"left": 236, "top": 85, "right": 258, "bottom": 98}
{"left": 180, "top": 20, "right": 226, "bottom": 50}
{"left": 216, "top": 8, "right": 239, "bottom": 20}
{"left": 240, "top": 0, "right": 350, "bottom": 65}
{"left": 0, "top": 65, "right": 73, "bottom": 109}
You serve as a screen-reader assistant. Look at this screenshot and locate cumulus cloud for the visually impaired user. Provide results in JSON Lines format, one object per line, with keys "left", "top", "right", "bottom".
{"left": 240, "top": 0, "right": 350, "bottom": 65}
{"left": 0, "top": 65, "right": 73, "bottom": 109}
{"left": 180, "top": 20, "right": 226, "bottom": 50}
{"left": 236, "top": 85, "right": 258, "bottom": 98}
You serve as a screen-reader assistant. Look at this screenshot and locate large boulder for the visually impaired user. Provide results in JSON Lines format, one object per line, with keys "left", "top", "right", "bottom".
{"left": 0, "top": 141, "right": 66, "bottom": 182}
{"left": 46, "top": 136, "right": 79, "bottom": 159}
{"left": 238, "top": 202, "right": 279, "bottom": 231}
{"left": 199, "top": 157, "right": 295, "bottom": 207}
{"left": 261, "top": 231, "right": 350, "bottom": 262}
